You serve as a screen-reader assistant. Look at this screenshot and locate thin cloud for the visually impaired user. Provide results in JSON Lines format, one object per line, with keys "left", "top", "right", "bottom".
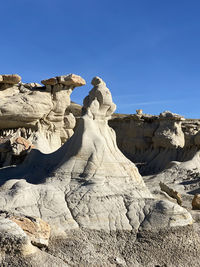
{"left": 113, "top": 93, "right": 145, "bottom": 99}
{"left": 118, "top": 99, "right": 184, "bottom": 107}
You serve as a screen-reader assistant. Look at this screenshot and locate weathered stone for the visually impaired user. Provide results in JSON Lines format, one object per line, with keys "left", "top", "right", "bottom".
{"left": 10, "top": 136, "right": 34, "bottom": 155}
{"left": 160, "top": 182, "right": 182, "bottom": 205}
{"left": 41, "top": 77, "right": 58, "bottom": 86}
{"left": 153, "top": 111, "right": 185, "bottom": 149}
{"left": 0, "top": 218, "right": 37, "bottom": 256}
{"left": 0, "top": 77, "right": 192, "bottom": 234}
{"left": 0, "top": 73, "right": 85, "bottom": 161}
{"left": 58, "top": 74, "right": 86, "bottom": 86}
{"left": 192, "top": 194, "right": 200, "bottom": 210}
{"left": 41, "top": 74, "right": 86, "bottom": 87}
{"left": 109, "top": 111, "right": 194, "bottom": 175}
{"left": 0, "top": 75, "right": 197, "bottom": 266}
{"left": 0, "top": 74, "right": 21, "bottom": 84}
{"left": 159, "top": 111, "right": 185, "bottom": 121}
{"left": 10, "top": 216, "right": 50, "bottom": 248}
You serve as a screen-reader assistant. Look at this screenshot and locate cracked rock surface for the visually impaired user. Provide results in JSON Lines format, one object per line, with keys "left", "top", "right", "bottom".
{"left": 0, "top": 77, "right": 192, "bottom": 233}
{"left": 0, "top": 76, "right": 198, "bottom": 266}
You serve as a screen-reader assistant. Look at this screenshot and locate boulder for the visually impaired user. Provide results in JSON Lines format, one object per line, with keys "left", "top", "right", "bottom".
{"left": 41, "top": 74, "right": 86, "bottom": 87}
{"left": 10, "top": 136, "right": 34, "bottom": 155}
{"left": 0, "top": 74, "right": 21, "bottom": 84}
{"left": 192, "top": 194, "right": 200, "bottom": 210}
{"left": 58, "top": 74, "right": 86, "bottom": 86}
{"left": 0, "top": 218, "right": 37, "bottom": 256}
{"left": 159, "top": 182, "right": 182, "bottom": 205}
{"left": 10, "top": 216, "right": 50, "bottom": 248}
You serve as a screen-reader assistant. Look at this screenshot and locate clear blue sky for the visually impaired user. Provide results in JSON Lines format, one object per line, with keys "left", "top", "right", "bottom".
{"left": 1, "top": 0, "right": 200, "bottom": 117}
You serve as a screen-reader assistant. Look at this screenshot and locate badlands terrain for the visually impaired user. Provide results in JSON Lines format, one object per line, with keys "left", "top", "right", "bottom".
{"left": 0, "top": 74, "right": 200, "bottom": 266}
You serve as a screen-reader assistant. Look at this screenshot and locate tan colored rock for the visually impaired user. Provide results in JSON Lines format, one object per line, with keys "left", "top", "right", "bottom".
{"left": 14, "top": 136, "right": 34, "bottom": 151}
{"left": 159, "top": 182, "right": 182, "bottom": 206}
{"left": 58, "top": 74, "right": 86, "bottom": 86}
{"left": 136, "top": 109, "right": 143, "bottom": 115}
{"left": 0, "top": 218, "right": 37, "bottom": 256}
{"left": 0, "top": 74, "right": 21, "bottom": 84}
{"left": 41, "top": 77, "right": 58, "bottom": 86}
{"left": 41, "top": 74, "right": 86, "bottom": 87}
{"left": 192, "top": 194, "right": 200, "bottom": 209}
{"left": 10, "top": 216, "right": 51, "bottom": 247}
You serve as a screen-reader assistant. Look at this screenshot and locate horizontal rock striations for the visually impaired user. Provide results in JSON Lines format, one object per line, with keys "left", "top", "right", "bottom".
{"left": 109, "top": 111, "right": 200, "bottom": 175}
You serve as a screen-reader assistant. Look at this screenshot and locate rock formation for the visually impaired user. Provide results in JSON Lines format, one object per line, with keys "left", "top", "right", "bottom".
{"left": 109, "top": 111, "right": 200, "bottom": 175}
{"left": 153, "top": 111, "right": 185, "bottom": 149}
{"left": 0, "top": 75, "right": 199, "bottom": 266}
{"left": 159, "top": 182, "right": 182, "bottom": 205}
{"left": 109, "top": 109, "right": 200, "bottom": 229}
{"left": 0, "top": 73, "right": 85, "bottom": 167}
{"left": 0, "top": 77, "right": 192, "bottom": 231}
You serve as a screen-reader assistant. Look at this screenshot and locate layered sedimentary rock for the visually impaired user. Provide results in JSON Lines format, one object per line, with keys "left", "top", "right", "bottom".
{"left": 0, "top": 75, "right": 198, "bottom": 266}
{"left": 0, "top": 73, "right": 85, "bottom": 167}
{"left": 109, "top": 111, "right": 200, "bottom": 217}
{"left": 109, "top": 111, "right": 200, "bottom": 175}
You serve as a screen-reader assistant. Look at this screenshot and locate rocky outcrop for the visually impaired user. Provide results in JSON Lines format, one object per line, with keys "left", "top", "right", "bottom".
{"left": 0, "top": 73, "right": 85, "bottom": 167}
{"left": 153, "top": 111, "right": 185, "bottom": 149}
{"left": 0, "top": 74, "right": 21, "bottom": 85}
{"left": 0, "top": 217, "right": 37, "bottom": 256}
{"left": 109, "top": 111, "right": 200, "bottom": 175}
{"left": 0, "top": 77, "right": 192, "bottom": 235}
{"left": 41, "top": 73, "right": 85, "bottom": 87}
{"left": 0, "top": 134, "right": 34, "bottom": 167}
{"left": 0, "top": 75, "right": 199, "bottom": 266}
{"left": 10, "top": 215, "right": 50, "bottom": 248}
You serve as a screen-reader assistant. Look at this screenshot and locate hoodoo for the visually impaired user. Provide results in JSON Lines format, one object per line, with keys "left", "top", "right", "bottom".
{"left": 0, "top": 75, "right": 198, "bottom": 266}
{"left": 0, "top": 77, "right": 192, "bottom": 232}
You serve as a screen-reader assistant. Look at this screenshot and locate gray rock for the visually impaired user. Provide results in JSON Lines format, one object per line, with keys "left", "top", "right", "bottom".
{"left": 0, "top": 77, "right": 192, "bottom": 235}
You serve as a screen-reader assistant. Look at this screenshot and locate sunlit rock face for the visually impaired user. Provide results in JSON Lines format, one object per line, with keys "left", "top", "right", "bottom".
{"left": 109, "top": 110, "right": 200, "bottom": 175}
{"left": 0, "top": 73, "right": 85, "bottom": 167}
{"left": 152, "top": 111, "right": 185, "bottom": 149}
{"left": 0, "top": 77, "right": 192, "bottom": 235}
